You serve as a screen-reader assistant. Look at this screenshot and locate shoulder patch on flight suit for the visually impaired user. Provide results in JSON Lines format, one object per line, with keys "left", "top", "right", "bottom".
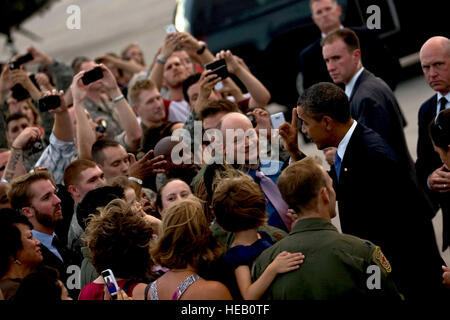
{"left": 272, "top": 232, "right": 284, "bottom": 241}
{"left": 373, "top": 246, "right": 392, "bottom": 273}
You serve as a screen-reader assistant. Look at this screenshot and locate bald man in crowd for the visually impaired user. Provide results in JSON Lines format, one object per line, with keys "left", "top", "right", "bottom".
{"left": 416, "top": 36, "right": 450, "bottom": 252}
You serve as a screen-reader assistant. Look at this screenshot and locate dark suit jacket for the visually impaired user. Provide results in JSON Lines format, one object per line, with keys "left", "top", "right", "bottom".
{"left": 331, "top": 123, "right": 446, "bottom": 299}
{"left": 299, "top": 26, "right": 401, "bottom": 91}
{"left": 349, "top": 69, "right": 413, "bottom": 170}
{"left": 416, "top": 94, "right": 450, "bottom": 250}
{"left": 40, "top": 242, "right": 78, "bottom": 299}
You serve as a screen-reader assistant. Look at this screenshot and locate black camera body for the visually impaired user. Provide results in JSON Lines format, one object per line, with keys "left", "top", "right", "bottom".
{"left": 10, "top": 74, "right": 40, "bottom": 102}
{"left": 10, "top": 53, "right": 33, "bottom": 70}
{"left": 38, "top": 95, "right": 61, "bottom": 112}
{"left": 205, "top": 59, "right": 229, "bottom": 80}
{"left": 82, "top": 67, "right": 104, "bottom": 85}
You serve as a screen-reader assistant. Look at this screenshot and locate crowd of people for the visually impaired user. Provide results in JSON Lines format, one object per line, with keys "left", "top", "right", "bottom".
{"left": 0, "top": 0, "right": 449, "bottom": 301}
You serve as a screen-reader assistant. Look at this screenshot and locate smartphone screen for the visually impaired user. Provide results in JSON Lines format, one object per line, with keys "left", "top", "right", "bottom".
{"left": 101, "top": 269, "right": 119, "bottom": 300}
{"left": 82, "top": 66, "right": 103, "bottom": 85}
{"left": 270, "top": 112, "right": 286, "bottom": 129}
{"left": 165, "top": 24, "right": 177, "bottom": 34}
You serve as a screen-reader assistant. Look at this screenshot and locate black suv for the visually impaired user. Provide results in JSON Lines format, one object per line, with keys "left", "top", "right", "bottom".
{"left": 174, "top": 0, "right": 449, "bottom": 107}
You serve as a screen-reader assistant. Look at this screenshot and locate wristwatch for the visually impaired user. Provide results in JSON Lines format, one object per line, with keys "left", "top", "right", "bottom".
{"left": 196, "top": 41, "right": 207, "bottom": 55}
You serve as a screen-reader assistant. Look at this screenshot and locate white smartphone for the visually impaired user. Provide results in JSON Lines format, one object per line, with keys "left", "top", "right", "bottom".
{"left": 270, "top": 112, "right": 286, "bottom": 129}
{"left": 101, "top": 269, "right": 120, "bottom": 300}
{"left": 165, "top": 24, "right": 177, "bottom": 34}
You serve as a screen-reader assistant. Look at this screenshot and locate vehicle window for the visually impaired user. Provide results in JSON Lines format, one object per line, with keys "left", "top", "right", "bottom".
{"left": 207, "top": 0, "right": 299, "bottom": 32}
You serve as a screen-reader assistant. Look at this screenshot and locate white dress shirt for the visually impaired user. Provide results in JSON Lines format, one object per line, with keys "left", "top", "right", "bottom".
{"left": 336, "top": 120, "right": 358, "bottom": 162}
{"left": 345, "top": 67, "right": 364, "bottom": 98}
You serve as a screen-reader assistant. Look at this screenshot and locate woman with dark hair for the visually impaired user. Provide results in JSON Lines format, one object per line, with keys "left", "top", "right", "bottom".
{"left": 13, "top": 265, "right": 72, "bottom": 301}
{"left": 146, "top": 196, "right": 232, "bottom": 300}
{"left": 429, "top": 109, "right": 450, "bottom": 288}
{"left": 0, "top": 208, "right": 43, "bottom": 300}
{"left": 79, "top": 199, "right": 155, "bottom": 300}
{"left": 212, "top": 174, "right": 304, "bottom": 300}
{"left": 155, "top": 178, "right": 192, "bottom": 218}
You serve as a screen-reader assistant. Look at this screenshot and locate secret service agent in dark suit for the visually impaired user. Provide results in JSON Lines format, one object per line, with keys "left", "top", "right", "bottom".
{"left": 417, "top": 95, "right": 450, "bottom": 249}
{"left": 416, "top": 36, "right": 450, "bottom": 251}
{"left": 348, "top": 69, "right": 413, "bottom": 169}
{"left": 330, "top": 123, "right": 444, "bottom": 300}
{"left": 282, "top": 82, "right": 448, "bottom": 300}
{"left": 299, "top": 28, "right": 400, "bottom": 91}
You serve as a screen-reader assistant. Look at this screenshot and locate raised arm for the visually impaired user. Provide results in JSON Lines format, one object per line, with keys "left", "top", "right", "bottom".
{"left": 176, "top": 31, "right": 215, "bottom": 65}
{"left": 0, "top": 65, "right": 12, "bottom": 106}
{"left": 2, "top": 127, "right": 41, "bottom": 181}
{"left": 26, "top": 46, "right": 73, "bottom": 91}
{"left": 148, "top": 34, "right": 179, "bottom": 91}
{"left": 10, "top": 69, "right": 42, "bottom": 102}
{"left": 217, "top": 50, "right": 271, "bottom": 108}
{"left": 99, "top": 64, "right": 142, "bottom": 151}
{"left": 33, "top": 89, "right": 76, "bottom": 184}
{"left": 96, "top": 54, "right": 146, "bottom": 74}
{"left": 193, "top": 70, "right": 222, "bottom": 115}
{"left": 279, "top": 108, "right": 306, "bottom": 162}
{"left": 71, "top": 71, "right": 96, "bottom": 160}
{"left": 49, "top": 89, "right": 73, "bottom": 142}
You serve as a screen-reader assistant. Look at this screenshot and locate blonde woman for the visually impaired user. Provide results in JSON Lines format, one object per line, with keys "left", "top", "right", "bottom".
{"left": 146, "top": 196, "right": 232, "bottom": 300}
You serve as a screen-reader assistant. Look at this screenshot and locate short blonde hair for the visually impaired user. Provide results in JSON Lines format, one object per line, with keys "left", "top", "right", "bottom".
{"left": 150, "top": 196, "right": 223, "bottom": 270}
{"left": 128, "top": 79, "right": 157, "bottom": 106}
{"left": 277, "top": 157, "right": 327, "bottom": 214}
{"left": 8, "top": 171, "right": 54, "bottom": 209}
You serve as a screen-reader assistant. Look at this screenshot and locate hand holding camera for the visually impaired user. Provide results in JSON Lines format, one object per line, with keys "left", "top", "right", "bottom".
{"left": 11, "top": 126, "right": 43, "bottom": 150}
{"left": 26, "top": 46, "right": 53, "bottom": 67}
{"left": 160, "top": 32, "right": 182, "bottom": 60}
{"left": 205, "top": 58, "right": 230, "bottom": 80}
{"left": 38, "top": 89, "right": 67, "bottom": 113}
{"left": 196, "top": 69, "right": 221, "bottom": 104}
{"left": 9, "top": 53, "right": 33, "bottom": 70}
{"left": 71, "top": 71, "right": 92, "bottom": 104}
{"left": 81, "top": 66, "right": 104, "bottom": 86}
{"left": 215, "top": 50, "right": 240, "bottom": 75}
{"left": 96, "top": 64, "right": 122, "bottom": 98}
